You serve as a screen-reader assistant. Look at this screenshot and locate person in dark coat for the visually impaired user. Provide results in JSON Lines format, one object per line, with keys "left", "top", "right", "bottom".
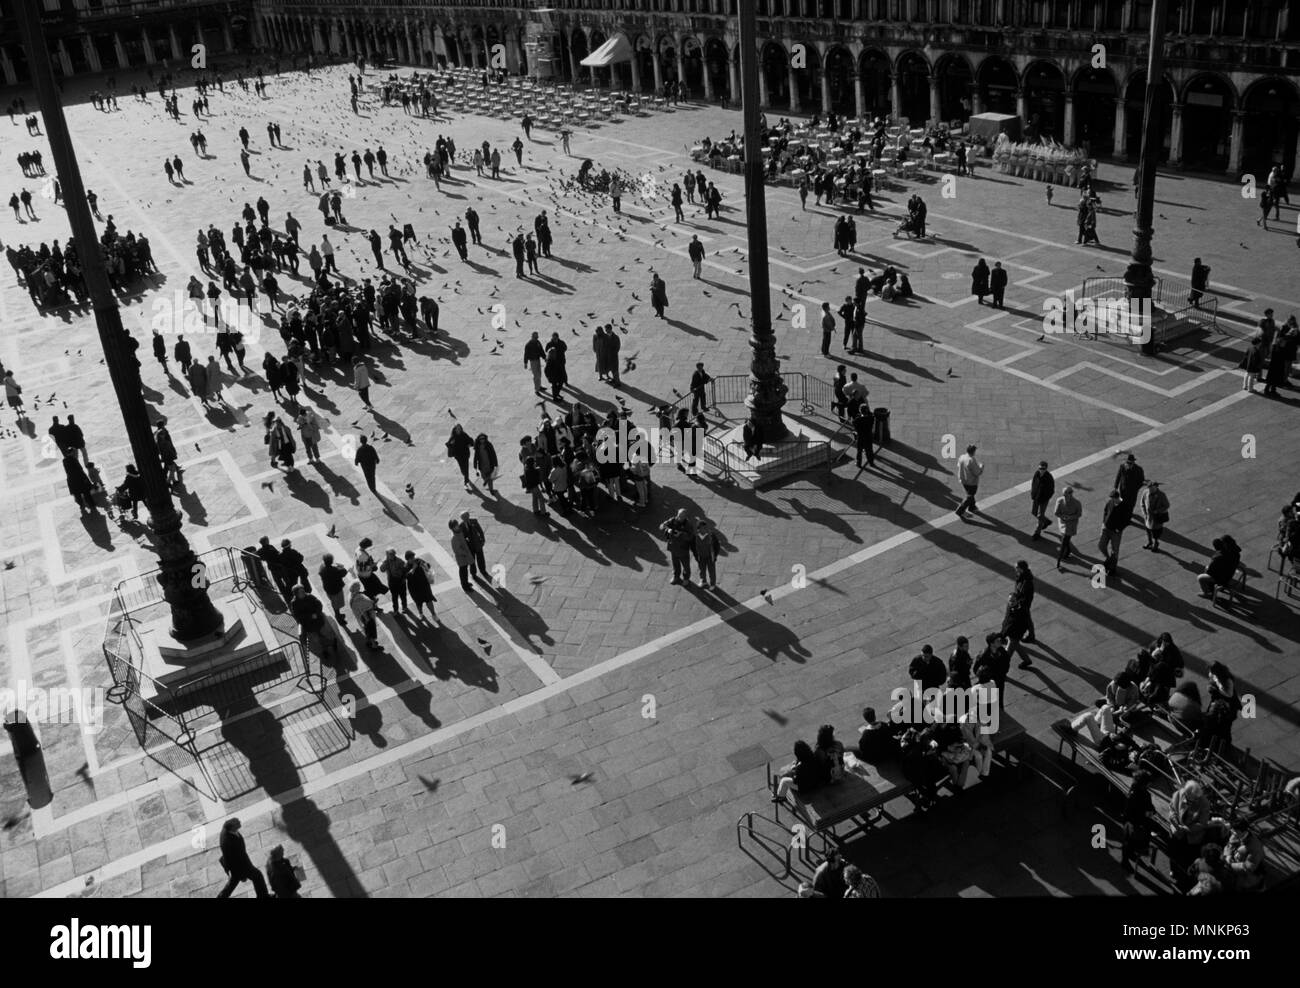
{"left": 1030, "top": 460, "right": 1055, "bottom": 538}
{"left": 450, "top": 221, "right": 469, "bottom": 261}
{"left": 989, "top": 261, "right": 1008, "bottom": 308}
{"left": 403, "top": 551, "right": 437, "bottom": 623}
{"left": 971, "top": 258, "right": 990, "bottom": 304}
{"left": 64, "top": 454, "right": 96, "bottom": 513}
{"left": 544, "top": 338, "right": 568, "bottom": 400}
{"left": 117, "top": 464, "right": 145, "bottom": 520}
{"left": 217, "top": 818, "right": 269, "bottom": 897}
{"left": 1263, "top": 334, "right": 1289, "bottom": 397}
{"left": 279, "top": 538, "right": 311, "bottom": 592}
{"left": 511, "top": 234, "right": 526, "bottom": 278}
{"left": 1114, "top": 452, "right": 1145, "bottom": 514}
{"left": 649, "top": 273, "right": 668, "bottom": 318}
{"left": 741, "top": 414, "right": 764, "bottom": 460}
{"left": 265, "top": 845, "right": 302, "bottom": 899}
{"left": 446, "top": 424, "right": 474, "bottom": 491}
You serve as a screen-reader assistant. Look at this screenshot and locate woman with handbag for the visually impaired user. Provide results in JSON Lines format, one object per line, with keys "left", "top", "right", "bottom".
{"left": 264, "top": 412, "right": 297, "bottom": 471}
{"left": 403, "top": 551, "right": 438, "bottom": 624}
{"left": 1140, "top": 480, "right": 1170, "bottom": 551}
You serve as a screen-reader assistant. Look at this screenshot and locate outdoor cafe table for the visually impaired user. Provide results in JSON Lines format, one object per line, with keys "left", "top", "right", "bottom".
{"left": 769, "top": 712, "right": 1027, "bottom": 850}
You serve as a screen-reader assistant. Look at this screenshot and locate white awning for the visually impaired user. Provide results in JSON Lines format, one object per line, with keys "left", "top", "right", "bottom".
{"left": 581, "top": 34, "right": 632, "bottom": 68}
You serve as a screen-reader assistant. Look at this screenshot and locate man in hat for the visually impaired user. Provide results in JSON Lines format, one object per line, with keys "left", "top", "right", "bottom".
{"left": 1114, "top": 452, "right": 1145, "bottom": 517}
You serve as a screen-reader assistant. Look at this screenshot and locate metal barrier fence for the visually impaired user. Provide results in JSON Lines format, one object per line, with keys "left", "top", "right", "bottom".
{"left": 1080, "top": 276, "right": 1165, "bottom": 305}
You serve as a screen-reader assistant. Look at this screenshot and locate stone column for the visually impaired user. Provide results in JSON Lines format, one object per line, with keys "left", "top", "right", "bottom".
{"left": 1062, "top": 93, "right": 1074, "bottom": 145}
{"left": 1168, "top": 101, "right": 1184, "bottom": 167}
{"left": 631, "top": 50, "right": 642, "bottom": 91}
{"left": 652, "top": 50, "right": 663, "bottom": 92}
{"left": 0, "top": 47, "right": 14, "bottom": 86}
{"left": 1227, "top": 109, "right": 1245, "bottom": 175}
{"left": 788, "top": 61, "right": 800, "bottom": 113}
{"left": 1015, "top": 87, "right": 1027, "bottom": 122}
{"left": 889, "top": 73, "right": 900, "bottom": 122}
{"left": 971, "top": 86, "right": 983, "bottom": 115}
{"left": 141, "top": 28, "right": 155, "bottom": 64}
{"left": 83, "top": 36, "right": 102, "bottom": 73}
{"left": 730, "top": 51, "right": 741, "bottom": 104}
{"left": 758, "top": 55, "right": 769, "bottom": 107}
{"left": 1113, "top": 97, "right": 1127, "bottom": 157}
{"left": 821, "top": 60, "right": 831, "bottom": 115}
{"left": 928, "top": 76, "right": 940, "bottom": 125}
{"left": 55, "top": 39, "right": 74, "bottom": 75}
{"left": 169, "top": 25, "right": 182, "bottom": 60}
{"left": 223, "top": 21, "right": 234, "bottom": 54}
{"left": 113, "top": 31, "right": 130, "bottom": 70}
{"left": 854, "top": 71, "right": 865, "bottom": 120}
{"left": 703, "top": 54, "right": 714, "bottom": 100}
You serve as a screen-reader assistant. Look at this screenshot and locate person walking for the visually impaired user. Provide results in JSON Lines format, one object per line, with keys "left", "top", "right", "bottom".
{"left": 446, "top": 423, "right": 474, "bottom": 491}
{"left": 318, "top": 553, "right": 350, "bottom": 626}
{"left": 460, "top": 510, "right": 489, "bottom": 583}
{"left": 155, "top": 422, "right": 181, "bottom": 486}
{"left": 852, "top": 405, "right": 875, "bottom": 469}
{"left": 279, "top": 539, "right": 311, "bottom": 593}
{"left": 354, "top": 434, "right": 380, "bottom": 494}
{"left": 971, "top": 258, "right": 990, "bottom": 305}
{"left": 380, "top": 549, "right": 409, "bottom": 615}
{"left": 217, "top": 818, "right": 269, "bottom": 898}
{"left": 1052, "top": 486, "right": 1082, "bottom": 570}
{"left": 352, "top": 355, "right": 372, "bottom": 408}
{"left": 1114, "top": 452, "right": 1145, "bottom": 516}
{"left": 1140, "top": 480, "right": 1169, "bottom": 551}
{"left": 649, "top": 273, "right": 668, "bottom": 319}
{"left": 449, "top": 519, "right": 475, "bottom": 593}
{"left": 1098, "top": 488, "right": 1130, "bottom": 574}
{"left": 989, "top": 261, "right": 1008, "bottom": 309}
{"left": 1189, "top": 257, "right": 1210, "bottom": 308}
{"left": 955, "top": 444, "right": 983, "bottom": 519}
{"left": 693, "top": 517, "right": 721, "bottom": 589}
{"left": 688, "top": 235, "right": 705, "bottom": 279}
{"left": 1030, "top": 460, "right": 1055, "bottom": 539}
{"left": 473, "top": 433, "right": 498, "bottom": 495}
{"left": 4, "top": 369, "right": 27, "bottom": 422}
{"left": 523, "top": 331, "right": 545, "bottom": 393}
{"left": 63, "top": 454, "right": 97, "bottom": 513}
{"left": 671, "top": 183, "right": 684, "bottom": 223}
{"left": 296, "top": 407, "right": 322, "bottom": 463}
{"left": 404, "top": 552, "right": 438, "bottom": 624}
{"left": 544, "top": 335, "right": 568, "bottom": 401}
{"left": 349, "top": 581, "right": 381, "bottom": 649}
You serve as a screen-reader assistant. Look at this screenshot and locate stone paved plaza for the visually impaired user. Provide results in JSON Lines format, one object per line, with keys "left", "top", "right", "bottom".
{"left": 0, "top": 62, "right": 1297, "bottom": 898}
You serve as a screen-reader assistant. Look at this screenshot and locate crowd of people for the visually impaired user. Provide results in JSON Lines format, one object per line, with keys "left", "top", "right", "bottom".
{"left": 6, "top": 221, "right": 157, "bottom": 310}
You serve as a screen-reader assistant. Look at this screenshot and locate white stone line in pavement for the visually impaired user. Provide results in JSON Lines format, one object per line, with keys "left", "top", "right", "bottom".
{"left": 1043, "top": 361, "right": 1233, "bottom": 397}
{"left": 33, "top": 388, "right": 1247, "bottom": 897}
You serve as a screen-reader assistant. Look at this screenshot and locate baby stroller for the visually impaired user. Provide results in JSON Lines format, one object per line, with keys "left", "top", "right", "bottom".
{"left": 893, "top": 212, "right": 924, "bottom": 239}
{"left": 107, "top": 484, "right": 136, "bottom": 523}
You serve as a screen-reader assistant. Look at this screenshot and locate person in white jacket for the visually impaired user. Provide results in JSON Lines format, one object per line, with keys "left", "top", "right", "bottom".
{"left": 956, "top": 444, "right": 983, "bottom": 518}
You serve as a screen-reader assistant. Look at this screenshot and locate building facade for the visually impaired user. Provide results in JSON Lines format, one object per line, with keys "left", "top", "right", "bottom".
{"left": 252, "top": 0, "right": 1300, "bottom": 178}
{"left": 0, "top": 0, "right": 257, "bottom": 86}
{"left": 4, "top": 1, "right": 1297, "bottom": 177}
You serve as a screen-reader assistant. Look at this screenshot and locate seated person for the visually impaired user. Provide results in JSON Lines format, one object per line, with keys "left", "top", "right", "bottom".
{"left": 814, "top": 724, "right": 846, "bottom": 781}
{"left": 1186, "top": 843, "right": 1230, "bottom": 896}
{"left": 1168, "top": 681, "right": 1204, "bottom": 730}
{"left": 1197, "top": 534, "right": 1242, "bottom": 596}
{"left": 1168, "top": 779, "right": 1226, "bottom": 890}
{"left": 1225, "top": 816, "right": 1265, "bottom": 892}
{"left": 958, "top": 706, "right": 994, "bottom": 778}
{"left": 856, "top": 707, "right": 897, "bottom": 762}
{"left": 775, "top": 739, "right": 830, "bottom": 800}
{"left": 897, "top": 274, "right": 914, "bottom": 298}
{"left": 841, "top": 864, "right": 880, "bottom": 898}
{"left": 801, "top": 849, "right": 846, "bottom": 898}
{"left": 1275, "top": 504, "right": 1299, "bottom": 569}
{"left": 1105, "top": 668, "right": 1143, "bottom": 716}
{"left": 1139, "top": 657, "right": 1178, "bottom": 706}
{"left": 1147, "top": 632, "right": 1184, "bottom": 680}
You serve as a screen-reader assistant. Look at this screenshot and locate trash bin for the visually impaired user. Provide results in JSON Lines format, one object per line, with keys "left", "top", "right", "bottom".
{"left": 873, "top": 408, "right": 891, "bottom": 446}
